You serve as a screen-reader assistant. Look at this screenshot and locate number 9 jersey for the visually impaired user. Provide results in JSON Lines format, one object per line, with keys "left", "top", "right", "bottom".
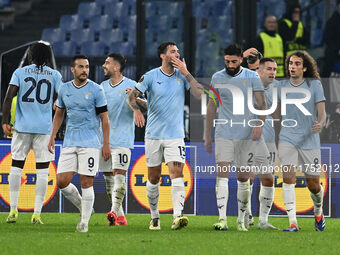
{"left": 9, "top": 64, "right": 63, "bottom": 134}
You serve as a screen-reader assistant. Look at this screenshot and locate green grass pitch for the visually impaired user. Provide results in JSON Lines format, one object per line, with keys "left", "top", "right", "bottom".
{"left": 0, "top": 214, "right": 339, "bottom": 255}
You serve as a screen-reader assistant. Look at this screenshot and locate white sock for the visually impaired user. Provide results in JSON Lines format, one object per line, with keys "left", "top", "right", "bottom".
{"left": 104, "top": 175, "right": 114, "bottom": 203}
{"left": 216, "top": 177, "right": 229, "bottom": 220}
{"left": 310, "top": 185, "right": 324, "bottom": 217}
{"left": 282, "top": 183, "right": 297, "bottom": 225}
{"left": 81, "top": 186, "right": 94, "bottom": 224}
{"left": 34, "top": 168, "right": 49, "bottom": 214}
{"left": 248, "top": 183, "right": 253, "bottom": 216}
{"left": 146, "top": 180, "right": 160, "bottom": 219}
{"left": 9, "top": 166, "right": 23, "bottom": 211}
{"left": 104, "top": 175, "right": 125, "bottom": 216}
{"left": 259, "top": 185, "right": 274, "bottom": 224}
{"left": 171, "top": 177, "right": 185, "bottom": 218}
{"left": 237, "top": 180, "right": 250, "bottom": 223}
{"left": 111, "top": 174, "right": 126, "bottom": 214}
{"left": 60, "top": 183, "right": 82, "bottom": 211}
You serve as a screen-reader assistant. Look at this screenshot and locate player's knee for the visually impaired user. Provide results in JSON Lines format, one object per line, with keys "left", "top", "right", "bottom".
{"left": 57, "top": 178, "right": 68, "bottom": 189}
{"left": 113, "top": 169, "right": 126, "bottom": 176}
{"left": 12, "top": 159, "right": 25, "bottom": 169}
{"left": 148, "top": 175, "right": 160, "bottom": 184}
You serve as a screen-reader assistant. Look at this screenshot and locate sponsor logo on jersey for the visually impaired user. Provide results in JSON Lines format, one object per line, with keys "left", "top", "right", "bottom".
{"left": 130, "top": 154, "right": 193, "bottom": 212}
{"left": 0, "top": 150, "right": 57, "bottom": 211}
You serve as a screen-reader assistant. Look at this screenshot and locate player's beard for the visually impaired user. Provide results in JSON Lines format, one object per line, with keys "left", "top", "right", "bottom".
{"left": 78, "top": 73, "right": 88, "bottom": 82}
{"left": 225, "top": 65, "right": 241, "bottom": 76}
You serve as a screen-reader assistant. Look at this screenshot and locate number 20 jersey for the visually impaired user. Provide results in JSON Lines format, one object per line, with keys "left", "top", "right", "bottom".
{"left": 9, "top": 64, "right": 63, "bottom": 134}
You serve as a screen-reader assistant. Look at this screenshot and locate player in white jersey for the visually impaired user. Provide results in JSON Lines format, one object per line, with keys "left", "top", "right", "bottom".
{"left": 128, "top": 42, "right": 203, "bottom": 230}
{"left": 2, "top": 42, "right": 63, "bottom": 224}
{"left": 48, "top": 55, "right": 111, "bottom": 232}
{"left": 273, "top": 51, "right": 326, "bottom": 232}
{"left": 205, "top": 44, "right": 274, "bottom": 231}
{"left": 99, "top": 53, "right": 145, "bottom": 226}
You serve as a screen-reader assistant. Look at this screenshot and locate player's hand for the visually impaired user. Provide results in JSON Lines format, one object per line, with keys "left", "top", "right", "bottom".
{"left": 2, "top": 124, "right": 13, "bottom": 137}
{"left": 134, "top": 109, "right": 145, "bottom": 128}
{"left": 125, "top": 88, "right": 132, "bottom": 94}
{"left": 102, "top": 143, "right": 111, "bottom": 161}
{"left": 204, "top": 137, "right": 212, "bottom": 154}
{"left": 312, "top": 121, "right": 322, "bottom": 134}
{"left": 171, "top": 57, "right": 189, "bottom": 76}
{"left": 48, "top": 136, "right": 55, "bottom": 154}
{"left": 252, "top": 125, "right": 263, "bottom": 141}
{"left": 243, "top": 48, "right": 258, "bottom": 58}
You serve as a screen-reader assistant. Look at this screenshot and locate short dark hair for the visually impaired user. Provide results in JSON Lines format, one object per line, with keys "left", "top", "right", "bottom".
{"left": 259, "top": 57, "right": 276, "bottom": 65}
{"left": 223, "top": 44, "right": 243, "bottom": 57}
{"left": 28, "top": 42, "right": 52, "bottom": 68}
{"left": 157, "top": 41, "right": 177, "bottom": 58}
{"left": 108, "top": 53, "right": 127, "bottom": 73}
{"left": 71, "top": 54, "right": 88, "bottom": 67}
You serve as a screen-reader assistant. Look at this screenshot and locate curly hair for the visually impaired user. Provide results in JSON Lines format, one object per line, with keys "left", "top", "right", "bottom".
{"left": 285, "top": 51, "right": 320, "bottom": 80}
{"left": 28, "top": 42, "right": 52, "bottom": 69}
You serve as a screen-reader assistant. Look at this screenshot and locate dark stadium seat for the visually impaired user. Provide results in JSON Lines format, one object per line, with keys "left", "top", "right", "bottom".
{"left": 158, "top": 29, "right": 182, "bottom": 44}
{"left": 104, "top": 2, "right": 124, "bottom": 17}
{"left": 52, "top": 41, "right": 78, "bottom": 56}
{"left": 41, "top": 28, "right": 66, "bottom": 44}
{"left": 0, "top": 0, "right": 11, "bottom": 8}
{"left": 70, "top": 29, "right": 96, "bottom": 43}
{"left": 80, "top": 41, "right": 109, "bottom": 56}
{"left": 110, "top": 41, "right": 135, "bottom": 56}
{"left": 99, "top": 28, "right": 123, "bottom": 43}
{"left": 119, "top": 15, "right": 136, "bottom": 32}
{"left": 89, "top": 15, "right": 112, "bottom": 31}
{"left": 146, "top": 15, "right": 169, "bottom": 30}
{"left": 59, "top": 14, "right": 83, "bottom": 31}
{"left": 77, "top": 2, "right": 101, "bottom": 19}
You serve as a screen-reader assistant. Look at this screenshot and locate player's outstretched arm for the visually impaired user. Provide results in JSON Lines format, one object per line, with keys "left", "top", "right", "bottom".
{"left": 127, "top": 88, "right": 145, "bottom": 128}
{"left": 312, "top": 101, "right": 326, "bottom": 134}
{"left": 99, "top": 111, "right": 111, "bottom": 161}
{"left": 48, "top": 107, "right": 65, "bottom": 153}
{"left": 204, "top": 98, "right": 218, "bottom": 153}
{"left": 170, "top": 57, "right": 203, "bottom": 99}
{"left": 2, "top": 85, "right": 18, "bottom": 136}
{"left": 252, "top": 91, "right": 267, "bottom": 141}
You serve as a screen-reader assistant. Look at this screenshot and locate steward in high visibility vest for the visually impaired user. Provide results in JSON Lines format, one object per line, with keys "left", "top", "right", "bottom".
{"left": 255, "top": 15, "right": 285, "bottom": 77}
{"left": 278, "top": 4, "right": 309, "bottom": 59}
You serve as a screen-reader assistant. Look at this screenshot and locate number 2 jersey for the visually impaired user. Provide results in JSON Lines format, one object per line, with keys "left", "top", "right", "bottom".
{"left": 9, "top": 64, "right": 63, "bottom": 134}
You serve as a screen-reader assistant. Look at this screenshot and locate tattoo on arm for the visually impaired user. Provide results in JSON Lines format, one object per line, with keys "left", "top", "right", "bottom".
{"left": 136, "top": 98, "right": 147, "bottom": 111}
{"left": 185, "top": 73, "right": 194, "bottom": 83}
{"left": 127, "top": 88, "right": 142, "bottom": 111}
{"left": 173, "top": 161, "right": 183, "bottom": 167}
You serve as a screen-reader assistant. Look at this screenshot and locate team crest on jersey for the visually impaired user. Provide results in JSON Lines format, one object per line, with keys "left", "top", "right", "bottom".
{"left": 84, "top": 92, "right": 91, "bottom": 99}
{"left": 118, "top": 90, "right": 124, "bottom": 95}
{"left": 175, "top": 78, "right": 181, "bottom": 84}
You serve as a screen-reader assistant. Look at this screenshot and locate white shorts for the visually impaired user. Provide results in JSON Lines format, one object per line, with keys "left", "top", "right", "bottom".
{"left": 279, "top": 142, "right": 321, "bottom": 176}
{"left": 11, "top": 131, "right": 54, "bottom": 162}
{"left": 57, "top": 147, "right": 100, "bottom": 176}
{"left": 99, "top": 147, "right": 131, "bottom": 172}
{"left": 215, "top": 138, "right": 256, "bottom": 169}
{"left": 145, "top": 138, "right": 185, "bottom": 167}
{"left": 253, "top": 140, "right": 273, "bottom": 175}
{"left": 266, "top": 142, "right": 278, "bottom": 167}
